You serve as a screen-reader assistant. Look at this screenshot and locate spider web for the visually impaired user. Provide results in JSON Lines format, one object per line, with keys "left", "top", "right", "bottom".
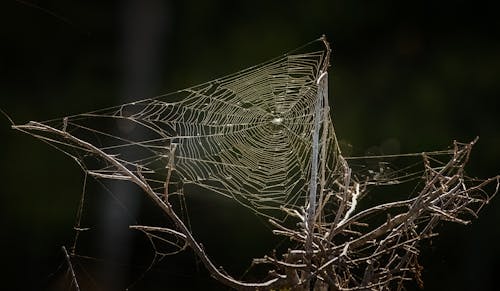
{"left": 12, "top": 37, "right": 459, "bottom": 221}
{"left": 12, "top": 36, "right": 498, "bottom": 290}
{"left": 17, "top": 38, "right": 345, "bottom": 220}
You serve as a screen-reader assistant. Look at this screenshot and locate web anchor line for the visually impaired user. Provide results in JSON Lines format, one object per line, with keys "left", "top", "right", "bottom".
{"left": 305, "top": 70, "right": 328, "bottom": 271}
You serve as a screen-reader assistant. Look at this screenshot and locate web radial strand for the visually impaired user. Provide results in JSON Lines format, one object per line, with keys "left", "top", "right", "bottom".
{"left": 34, "top": 39, "right": 339, "bottom": 220}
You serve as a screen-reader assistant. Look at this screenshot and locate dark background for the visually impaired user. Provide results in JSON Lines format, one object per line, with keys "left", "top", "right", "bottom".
{"left": 1, "top": 0, "right": 499, "bottom": 290}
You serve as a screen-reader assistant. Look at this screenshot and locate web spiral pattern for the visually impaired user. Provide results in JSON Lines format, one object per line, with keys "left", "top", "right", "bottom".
{"left": 33, "top": 39, "right": 341, "bottom": 218}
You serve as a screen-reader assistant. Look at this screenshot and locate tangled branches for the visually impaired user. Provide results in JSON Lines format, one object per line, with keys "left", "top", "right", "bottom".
{"left": 254, "top": 139, "right": 498, "bottom": 290}
{"left": 13, "top": 121, "right": 498, "bottom": 290}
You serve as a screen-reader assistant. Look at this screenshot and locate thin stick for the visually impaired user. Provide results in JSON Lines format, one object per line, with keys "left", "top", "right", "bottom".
{"left": 71, "top": 171, "right": 87, "bottom": 254}
{"left": 62, "top": 245, "right": 80, "bottom": 291}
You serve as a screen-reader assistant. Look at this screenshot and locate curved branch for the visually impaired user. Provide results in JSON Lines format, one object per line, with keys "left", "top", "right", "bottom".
{"left": 13, "top": 122, "right": 284, "bottom": 290}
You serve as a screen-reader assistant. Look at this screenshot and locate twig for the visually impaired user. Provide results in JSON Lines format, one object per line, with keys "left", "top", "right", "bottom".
{"left": 61, "top": 246, "right": 80, "bottom": 291}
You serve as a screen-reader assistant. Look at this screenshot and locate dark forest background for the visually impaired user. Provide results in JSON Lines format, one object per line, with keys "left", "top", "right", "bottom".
{"left": 1, "top": 0, "right": 499, "bottom": 290}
